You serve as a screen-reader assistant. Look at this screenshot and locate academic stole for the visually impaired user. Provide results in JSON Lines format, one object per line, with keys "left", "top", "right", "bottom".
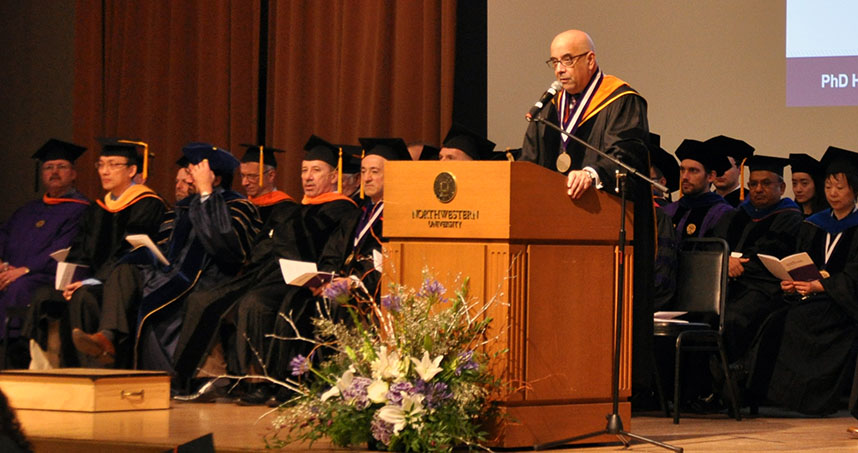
{"left": 354, "top": 202, "right": 383, "bottom": 250}
{"left": 558, "top": 70, "right": 604, "bottom": 150}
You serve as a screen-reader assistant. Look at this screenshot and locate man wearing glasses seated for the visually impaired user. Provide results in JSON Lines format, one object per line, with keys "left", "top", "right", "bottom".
{"left": 712, "top": 156, "right": 803, "bottom": 366}
{"left": 23, "top": 138, "right": 166, "bottom": 368}
{"left": 0, "top": 140, "right": 90, "bottom": 363}
{"left": 239, "top": 144, "right": 295, "bottom": 225}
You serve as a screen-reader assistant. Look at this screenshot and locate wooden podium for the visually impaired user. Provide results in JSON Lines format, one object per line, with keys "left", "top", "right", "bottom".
{"left": 383, "top": 161, "right": 634, "bottom": 448}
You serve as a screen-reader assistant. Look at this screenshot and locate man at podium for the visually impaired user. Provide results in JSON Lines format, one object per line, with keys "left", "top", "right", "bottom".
{"left": 520, "top": 29, "right": 655, "bottom": 406}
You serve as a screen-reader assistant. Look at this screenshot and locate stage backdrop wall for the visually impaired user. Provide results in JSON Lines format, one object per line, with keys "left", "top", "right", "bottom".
{"left": 0, "top": 0, "right": 75, "bottom": 222}
{"left": 487, "top": 0, "right": 858, "bottom": 196}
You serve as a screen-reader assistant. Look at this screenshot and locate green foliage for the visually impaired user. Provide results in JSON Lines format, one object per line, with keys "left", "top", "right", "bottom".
{"left": 265, "top": 273, "right": 506, "bottom": 451}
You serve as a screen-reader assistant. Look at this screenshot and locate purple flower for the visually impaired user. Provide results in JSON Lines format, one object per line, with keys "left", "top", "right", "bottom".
{"left": 418, "top": 278, "right": 447, "bottom": 302}
{"left": 323, "top": 278, "right": 351, "bottom": 301}
{"left": 414, "top": 380, "right": 452, "bottom": 410}
{"left": 455, "top": 350, "right": 478, "bottom": 375}
{"left": 371, "top": 415, "right": 394, "bottom": 445}
{"left": 385, "top": 381, "right": 414, "bottom": 405}
{"left": 381, "top": 293, "right": 402, "bottom": 312}
{"left": 290, "top": 354, "right": 311, "bottom": 377}
{"left": 342, "top": 376, "right": 373, "bottom": 410}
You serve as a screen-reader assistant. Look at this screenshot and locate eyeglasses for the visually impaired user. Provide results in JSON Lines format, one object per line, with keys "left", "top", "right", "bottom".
{"left": 42, "top": 164, "right": 72, "bottom": 172}
{"left": 748, "top": 179, "right": 777, "bottom": 189}
{"left": 545, "top": 51, "right": 590, "bottom": 69}
{"left": 95, "top": 161, "right": 130, "bottom": 171}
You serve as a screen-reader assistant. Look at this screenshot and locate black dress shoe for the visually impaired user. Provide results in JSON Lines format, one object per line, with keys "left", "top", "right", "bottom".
{"left": 686, "top": 393, "right": 726, "bottom": 413}
{"left": 173, "top": 378, "right": 237, "bottom": 403}
{"left": 238, "top": 384, "right": 275, "bottom": 406}
{"left": 266, "top": 386, "right": 295, "bottom": 407}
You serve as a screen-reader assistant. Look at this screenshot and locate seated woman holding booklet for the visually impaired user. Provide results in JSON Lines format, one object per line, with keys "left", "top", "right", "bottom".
{"left": 749, "top": 146, "right": 858, "bottom": 415}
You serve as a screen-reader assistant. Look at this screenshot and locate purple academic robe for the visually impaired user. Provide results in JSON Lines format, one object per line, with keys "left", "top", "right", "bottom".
{"left": 0, "top": 192, "right": 89, "bottom": 336}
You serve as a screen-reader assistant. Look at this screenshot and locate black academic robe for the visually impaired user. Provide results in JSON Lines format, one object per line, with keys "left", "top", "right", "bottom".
{"left": 654, "top": 205, "right": 678, "bottom": 311}
{"left": 712, "top": 198, "right": 803, "bottom": 360}
{"left": 756, "top": 212, "right": 858, "bottom": 415}
{"left": 22, "top": 189, "right": 166, "bottom": 365}
{"left": 172, "top": 195, "right": 358, "bottom": 385}
{"left": 132, "top": 188, "right": 261, "bottom": 372}
{"left": 241, "top": 196, "right": 359, "bottom": 379}
{"left": 722, "top": 187, "right": 744, "bottom": 208}
{"left": 250, "top": 190, "right": 295, "bottom": 226}
{"left": 521, "top": 73, "right": 655, "bottom": 392}
{"left": 343, "top": 201, "right": 385, "bottom": 297}
{"left": 170, "top": 199, "right": 302, "bottom": 384}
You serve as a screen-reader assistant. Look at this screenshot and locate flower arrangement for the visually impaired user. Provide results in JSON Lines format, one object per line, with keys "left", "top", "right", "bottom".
{"left": 265, "top": 272, "right": 505, "bottom": 452}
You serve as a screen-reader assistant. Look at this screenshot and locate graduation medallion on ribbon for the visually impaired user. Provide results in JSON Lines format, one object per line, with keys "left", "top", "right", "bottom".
{"left": 555, "top": 70, "right": 604, "bottom": 172}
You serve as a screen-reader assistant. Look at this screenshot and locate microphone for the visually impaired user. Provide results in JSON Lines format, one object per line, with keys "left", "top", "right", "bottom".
{"left": 525, "top": 81, "right": 563, "bottom": 120}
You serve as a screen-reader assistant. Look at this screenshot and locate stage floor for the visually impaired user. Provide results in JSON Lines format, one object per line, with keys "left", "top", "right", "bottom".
{"left": 16, "top": 401, "right": 858, "bottom": 452}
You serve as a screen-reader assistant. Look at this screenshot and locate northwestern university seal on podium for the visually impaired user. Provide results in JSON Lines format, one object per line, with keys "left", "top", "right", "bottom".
{"left": 433, "top": 172, "right": 457, "bottom": 203}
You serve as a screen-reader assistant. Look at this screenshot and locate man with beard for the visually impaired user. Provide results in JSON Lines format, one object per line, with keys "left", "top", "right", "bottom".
{"left": 707, "top": 135, "right": 755, "bottom": 207}
{"left": 663, "top": 139, "right": 734, "bottom": 239}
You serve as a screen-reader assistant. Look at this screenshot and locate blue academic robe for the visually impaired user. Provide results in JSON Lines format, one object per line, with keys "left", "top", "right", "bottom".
{"left": 134, "top": 188, "right": 261, "bottom": 372}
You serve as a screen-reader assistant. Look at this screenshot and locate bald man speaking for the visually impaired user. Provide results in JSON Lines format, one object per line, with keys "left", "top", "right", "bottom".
{"left": 520, "top": 29, "right": 655, "bottom": 407}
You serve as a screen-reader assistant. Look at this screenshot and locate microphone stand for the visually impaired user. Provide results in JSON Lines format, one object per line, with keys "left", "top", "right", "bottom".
{"left": 528, "top": 117, "right": 681, "bottom": 453}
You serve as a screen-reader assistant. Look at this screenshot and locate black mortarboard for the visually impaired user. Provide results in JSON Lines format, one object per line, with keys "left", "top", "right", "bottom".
{"left": 97, "top": 137, "right": 150, "bottom": 178}
{"left": 302, "top": 135, "right": 339, "bottom": 168}
{"left": 358, "top": 138, "right": 412, "bottom": 161}
{"left": 339, "top": 144, "right": 364, "bottom": 173}
{"left": 788, "top": 153, "right": 822, "bottom": 177}
{"left": 704, "top": 135, "right": 755, "bottom": 164}
{"left": 31, "top": 139, "right": 86, "bottom": 163}
{"left": 418, "top": 144, "right": 440, "bottom": 161}
{"left": 98, "top": 137, "right": 140, "bottom": 163}
{"left": 239, "top": 144, "right": 284, "bottom": 168}
{"left": 745, "top": 155, "right": 789, "bottom": 177}
{"left": 649, "top": 132, "right": 661, "bottom": 149}
{"left": 442, "top": 123, "right": 496, "bottom": 160}
{"left": 820, "top": 146, "right": 858, "bottom": 177}
{"left": 674, "top": 139, "right": 732, "bottom": 176}
{"left": 649, "top": 140, "right": 680, "bottom": 192}
{"left": 181, "top": 142, "right": 240, "bottom": 176}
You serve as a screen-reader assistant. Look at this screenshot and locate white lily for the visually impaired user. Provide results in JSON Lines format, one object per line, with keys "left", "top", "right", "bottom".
{"left": 367, "top": 379, "right": 389, "bottom": 404}
{"left": 410, "top": 351, "right": 444, "bottom": 382}
{"left": 371, "top": 346, "right": 403, "bottom": 380}
{"left": 377, "top": 393, "right": 425, "bottom": 434}
{"left": 321, "top": 369, "right": 354, "bottom": 401}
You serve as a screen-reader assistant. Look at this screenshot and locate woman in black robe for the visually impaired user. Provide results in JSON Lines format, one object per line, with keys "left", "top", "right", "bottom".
{"left": 754, "top": 149, "right": 858, "bottom": 415}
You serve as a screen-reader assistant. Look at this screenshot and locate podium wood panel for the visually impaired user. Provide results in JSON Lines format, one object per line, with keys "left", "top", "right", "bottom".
{"left": 383, "top": 161, "right": 633, "bottom": 448}
{"left": 384, "top": 161, "right": 633, "bottom": 241}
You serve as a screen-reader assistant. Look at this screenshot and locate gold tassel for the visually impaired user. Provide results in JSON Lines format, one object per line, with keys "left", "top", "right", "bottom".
{"left": 117, "top": 139, "right": 149, "bottom": 182}
{"left": 337, "top": 147, "right": 343, "bottom": 193}
{"left": 359, "top": 148, "right": 365, "bottom": 199}
{"left": 258, "top": 145, "right": 264, "bottom": 188}
{"left": 739, "top": 157, "right": 747, "bottom": 201}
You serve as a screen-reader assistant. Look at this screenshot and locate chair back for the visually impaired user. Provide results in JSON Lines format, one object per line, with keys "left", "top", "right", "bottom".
{"left": 673, "top": 238, "right": 730, "bottom": 328}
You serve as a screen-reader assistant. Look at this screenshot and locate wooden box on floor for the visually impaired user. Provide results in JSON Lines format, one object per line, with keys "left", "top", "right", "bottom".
{"left": 0, "top": 368, "right": 170, "bottom": 412}
{"left": 384, "top": 161, "right": 634, "bottom": 448}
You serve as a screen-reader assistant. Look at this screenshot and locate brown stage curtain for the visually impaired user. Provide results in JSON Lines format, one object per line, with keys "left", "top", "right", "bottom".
{"left": 73, "top": 0, "right": 456, "bottom": 201}
{"left": 73, "top": 0, "right": 260, "bottom": 203}
{"left": 266, "top": 0, "right": 457, "bottom": 197}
